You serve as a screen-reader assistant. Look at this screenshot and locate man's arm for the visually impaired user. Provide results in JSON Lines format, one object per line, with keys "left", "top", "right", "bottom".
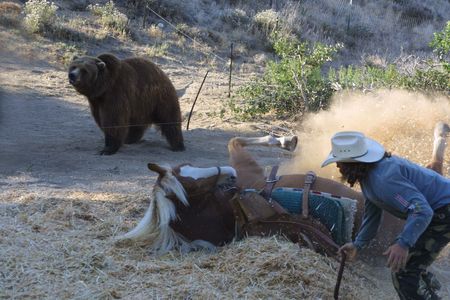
{"left": 353, "top": 200, "right": 383, "bottom": 250}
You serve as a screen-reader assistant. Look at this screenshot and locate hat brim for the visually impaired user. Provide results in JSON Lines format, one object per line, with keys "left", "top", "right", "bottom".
{"left": 321, "top": 137, "right": 385, "bottom": 167}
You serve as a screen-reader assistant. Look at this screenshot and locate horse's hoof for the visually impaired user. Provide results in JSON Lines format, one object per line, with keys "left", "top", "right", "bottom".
{"left": 280, "top": 136, "right": 298, "bottom": 152}
{"left": 435, "top": 121, "right": 450, "bottom": 138}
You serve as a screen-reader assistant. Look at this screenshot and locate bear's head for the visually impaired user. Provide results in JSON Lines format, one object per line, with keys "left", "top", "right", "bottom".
{"left": 68, "top": 55, "right": 106, "bottom": 96}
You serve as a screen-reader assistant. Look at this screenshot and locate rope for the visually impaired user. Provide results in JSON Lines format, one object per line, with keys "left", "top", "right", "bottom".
{"left": 99, "top": 122, "right": 182, "bottom": 129}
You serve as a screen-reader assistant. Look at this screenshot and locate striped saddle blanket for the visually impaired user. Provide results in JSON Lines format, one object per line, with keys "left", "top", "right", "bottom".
{"left": 269, "top": 188, "right": 357, "bottom": 245}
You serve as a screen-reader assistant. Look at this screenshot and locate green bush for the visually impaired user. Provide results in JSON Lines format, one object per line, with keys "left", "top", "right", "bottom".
{"left": 231, "top": 32, "right": 341, "bottom": 119}
{"left": 231, "top": 22, "right": 449, "bottom": 121}
{"left": 23, "top": 0, "right": 58, "bottom": 33}
{"left": 328, "top": 65, "right": 403, "bottom": 91}
{"left": 430, "top": 21, "right": 450, "bottom": 71}
{"left": 402, "top": 68, "right": 449, "bottom": 92}
{"left": 88, "top": 1, "right": 129, "bottom": 36}
{"left": 329, "top": 64, "right": 448, "bottom": 93}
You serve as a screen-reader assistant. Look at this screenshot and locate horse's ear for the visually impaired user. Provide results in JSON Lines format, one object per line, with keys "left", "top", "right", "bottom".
{"left": 147, "top": 163, "right": 167, "bottom": 176}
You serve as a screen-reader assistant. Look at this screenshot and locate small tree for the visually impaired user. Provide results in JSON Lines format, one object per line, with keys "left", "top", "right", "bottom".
{"left": 23, "top": 0, "right": 58, "bottom": 33}
{"left": 232, "top": 32, "right": 341, "bottom": 119}
{"left": 430, "top": 21, "right": 450, "bottom": 72}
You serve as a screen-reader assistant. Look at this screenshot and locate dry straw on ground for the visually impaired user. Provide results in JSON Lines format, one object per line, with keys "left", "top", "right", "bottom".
{"left": 1, "top": 187, "right": 389, "bottom": 299}
{"left": 2, "top": 89, "right": 450, "bottom": 299}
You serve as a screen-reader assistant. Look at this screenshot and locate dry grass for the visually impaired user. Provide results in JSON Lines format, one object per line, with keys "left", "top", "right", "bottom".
{"left": 0, "top": 188, "right": 389, "bottom": 299}
{"left": 1, "top": 1, "right": 449, "bottom": 298}
{"left": 0, "top": 1, "right": 21, "bottom": 15}
{"left": 277, "top": 0, "right": 450, "bottom": 64}
{"left": 0, "top": 1, "right": 22, "bottom": 27}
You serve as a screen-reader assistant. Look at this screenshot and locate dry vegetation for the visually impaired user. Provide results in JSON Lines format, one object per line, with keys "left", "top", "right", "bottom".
{"left": 0, "top": 188, "right": 390, "bottom": 299}
{"left": 0, "top": 0, "right": 449, "bottom": 299}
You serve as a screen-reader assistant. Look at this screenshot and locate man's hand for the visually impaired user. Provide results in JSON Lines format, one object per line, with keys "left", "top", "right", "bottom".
{"left": 383, "top": 243, "right": 409, "bottom": 272}
{"left": 338, "top": 243, "right": 358, "bottom": 261}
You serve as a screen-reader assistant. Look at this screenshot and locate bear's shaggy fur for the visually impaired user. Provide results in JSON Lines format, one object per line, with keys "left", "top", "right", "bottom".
{"left": 68, "top": 53, "right": 185, "bottom": 155}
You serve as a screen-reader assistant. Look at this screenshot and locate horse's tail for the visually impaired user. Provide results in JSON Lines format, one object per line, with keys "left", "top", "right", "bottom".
{"left": 115, "top": 168, "right": 190, "bottom": 253}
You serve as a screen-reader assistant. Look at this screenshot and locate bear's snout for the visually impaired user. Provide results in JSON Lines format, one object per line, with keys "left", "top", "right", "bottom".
{"left": 68, "top": 69, "right": 80, "bottom": 85}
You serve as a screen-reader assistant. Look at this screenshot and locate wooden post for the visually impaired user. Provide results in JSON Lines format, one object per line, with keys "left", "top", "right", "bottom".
{"left": 186, "top": 70, "right": 209, "bottom": 131}
{"left": 228, "top": 43, "right": 233, "bottom": 98}
{"left": 346, "top": 0, "right": 352, "bottom": 32}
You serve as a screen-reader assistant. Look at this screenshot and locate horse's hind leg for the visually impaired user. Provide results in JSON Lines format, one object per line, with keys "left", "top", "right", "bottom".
{"left": 426, "top": 121, "right": 450, "bottom": 175}
{"left": 231, "top": 135, "right": 298, "bottom": 151}
{"left": 227, "top": 135, "right": 297, "bottom": 190}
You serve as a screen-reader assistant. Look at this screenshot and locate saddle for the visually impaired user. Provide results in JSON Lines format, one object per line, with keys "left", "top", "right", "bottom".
{"left": 216, "top": 166, "right": 346, "bottom": 299}
{"left": 228, "top": 166, "right": 340, "bottom": 257}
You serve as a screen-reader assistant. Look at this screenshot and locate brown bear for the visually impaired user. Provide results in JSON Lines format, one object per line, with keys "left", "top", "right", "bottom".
{"left": 68, "top": 53, "right": 185, "bottom": 155}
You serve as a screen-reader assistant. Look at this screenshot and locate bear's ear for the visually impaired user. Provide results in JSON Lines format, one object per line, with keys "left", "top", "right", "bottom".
{"left": 96, "top": 61, "right": 106, "bottom": 70}
{"left": 71, "top": 55, "right": 79, "bottom": 61}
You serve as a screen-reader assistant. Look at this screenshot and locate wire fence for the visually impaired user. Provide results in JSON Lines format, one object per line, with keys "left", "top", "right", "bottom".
{"left": 92, "top": 1, "right": 443, "bottom": 130}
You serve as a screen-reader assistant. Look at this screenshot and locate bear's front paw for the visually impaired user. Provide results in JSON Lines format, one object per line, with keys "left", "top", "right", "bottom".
{"left": 170, "top": 144, "right": 185, "bottom": 152}
{"left": 99, "top": 147, "right": 119, "bottom": 155}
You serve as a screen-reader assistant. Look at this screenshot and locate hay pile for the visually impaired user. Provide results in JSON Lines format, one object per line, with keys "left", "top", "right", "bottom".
{"left": 1, "top": 188, "right": 391, "bottom": 299}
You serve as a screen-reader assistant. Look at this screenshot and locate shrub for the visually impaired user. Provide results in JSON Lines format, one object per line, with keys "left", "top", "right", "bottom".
{"left": 403, "top": 68, "right": 449, "bottom": 92}
{"left": 329, "top": 64, "right": 448, "bottom": 94}
{"left": 231, "top": 32, "right": 341, "bottom": 119}
{"left": 328, "top": 65, "right": 403, "bottom": 91}
{"left": 231, "top": 29, "right": 448, "bottom": 120}
{"left": 0, "top": 2, "right": 22, "bottom": 27}
{"left": 23, "top": 0, "right": 57, "bottom": 34}
{"left": 88, "top": 1, "right": 129, "bottom": 36}
{"left": 145, "top": 43, "right": 169, "bottom": 57}
{"left": 220, "top": 8, "right": 249, "bottom": 28}
{"left": 253, "top": 9, "right": 279, "bottom": 37}
{"left": 148, "top": 24, "right": 164, "bottom": 39}
{"left": 54, "top": 42, "right": 86, "bottom": 66}
{"left": 430, "top": 21, "right": 450, "bottom": 71}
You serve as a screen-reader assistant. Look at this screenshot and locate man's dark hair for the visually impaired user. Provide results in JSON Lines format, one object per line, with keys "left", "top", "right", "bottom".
{"left": 338, "top": 152, "right": 391, "bottom": 187}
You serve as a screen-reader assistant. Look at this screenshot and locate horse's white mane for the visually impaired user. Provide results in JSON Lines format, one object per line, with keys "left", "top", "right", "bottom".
{"left": 115, "top": 165, "right": 215, "bottom": 253}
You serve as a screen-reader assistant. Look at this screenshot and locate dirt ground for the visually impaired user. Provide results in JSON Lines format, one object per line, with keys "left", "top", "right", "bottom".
{"left": 1, "top": 28, "right": 449, "bottom": 299}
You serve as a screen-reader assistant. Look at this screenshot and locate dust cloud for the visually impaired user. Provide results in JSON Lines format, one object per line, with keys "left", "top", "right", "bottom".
{"left": 283, "top": 89, "right": 450, "bottom": 180}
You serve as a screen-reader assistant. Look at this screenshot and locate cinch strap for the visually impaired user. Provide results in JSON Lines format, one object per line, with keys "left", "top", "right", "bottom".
{"left": 302, "top": 171, "right": 317, "bottom": 218}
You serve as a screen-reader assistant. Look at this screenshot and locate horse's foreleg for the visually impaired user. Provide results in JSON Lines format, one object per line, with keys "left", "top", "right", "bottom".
{"left": 426, "top": 121, "right": 450, "bottom": 175}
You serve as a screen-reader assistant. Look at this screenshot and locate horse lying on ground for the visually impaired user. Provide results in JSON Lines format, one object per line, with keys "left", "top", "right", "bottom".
{"left": 116, "top": 122, "right": 449, "bottom": 256}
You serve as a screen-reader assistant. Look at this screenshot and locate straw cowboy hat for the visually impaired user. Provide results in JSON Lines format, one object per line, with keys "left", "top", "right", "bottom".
{"left": 321, "top": 131, "right": 385, "bottom": 167}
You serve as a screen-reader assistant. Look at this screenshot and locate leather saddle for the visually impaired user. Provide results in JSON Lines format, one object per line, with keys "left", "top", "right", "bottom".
{"left": 229, "top": 166, "right": 340, "bottom": 257}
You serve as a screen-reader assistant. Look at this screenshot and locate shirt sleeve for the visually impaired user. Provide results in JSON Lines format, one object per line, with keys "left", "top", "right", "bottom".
{"left": 353, "top": 200, "right": 383, "bottom": 250}
{"left": 371, "top": 173, "right": 434, "bottom": 249}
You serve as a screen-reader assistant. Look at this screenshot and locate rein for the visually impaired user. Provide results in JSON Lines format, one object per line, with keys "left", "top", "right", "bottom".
{"left": 334, "top": 253, "right": 347, "bottom": 300}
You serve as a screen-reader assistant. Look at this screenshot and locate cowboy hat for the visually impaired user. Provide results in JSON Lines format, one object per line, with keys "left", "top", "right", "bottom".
{"left": 321, "top": 131, "right": 385, "bottom": 167}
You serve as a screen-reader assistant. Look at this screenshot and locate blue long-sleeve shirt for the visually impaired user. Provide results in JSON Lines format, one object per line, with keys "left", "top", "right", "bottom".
{"left": 353, "top": 155, "right": 450, "bottom": 250}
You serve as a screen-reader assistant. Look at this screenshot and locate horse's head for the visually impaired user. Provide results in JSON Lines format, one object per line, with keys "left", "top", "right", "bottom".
{"left": 115, "top": 162, "right": 238, "bottom": 253}
{"left": 148, "top": 162, "right": 237, "bottom": 198}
